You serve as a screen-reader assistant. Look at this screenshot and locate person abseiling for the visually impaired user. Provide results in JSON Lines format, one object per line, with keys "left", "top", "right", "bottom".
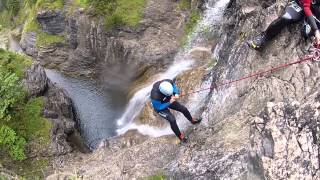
{"left": 247, "top": 0, "right": 320, "bottom": 50}
{"left": 150, "top": 79, "right": 202, "bottom": 143}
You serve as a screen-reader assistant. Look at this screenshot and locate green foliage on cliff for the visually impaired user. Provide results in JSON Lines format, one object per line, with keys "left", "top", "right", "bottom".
{"left": 179, "top": 0, "right": 192, "bottom": 10}
{"left": 36, "top": 0, "right": 64, "bottom": 10}
{"left": 145, "top": 172, "right": 166, "bottom": 180}
{"left": 0, "top": 11, "right": 13, "bottom": 30}
{"left": 36, "top": 32, "right": 65, "bottom": 46}
{"left": 88, "top": 0, "right": 145, "bottom": 30}
{"left": 185, "top": 10, "right": 201, "bottom": 35}
{"left": 180, "top": 9, "right": 201, "bottom": 46}
{"left": 1, "top": 0, "right": 21, "bottom": 15}
{"left": 0, "top": 49, "right": 51, "bottom": 162}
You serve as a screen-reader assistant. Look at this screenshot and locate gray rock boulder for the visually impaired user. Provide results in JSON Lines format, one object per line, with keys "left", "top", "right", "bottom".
{"left": 37, "top": 10, "right": 65, "bottom": 35}
{"left": 23, "top": 63, "right": 48, "bottom": 97}
{"left": 23, "top": 63, "right": 76, "bottom": 156}
{"left": 20, "top": 31, "right": 37, "bottom": 56}
{"left": 250, "top": 96, "right": 320, "bottom": 179}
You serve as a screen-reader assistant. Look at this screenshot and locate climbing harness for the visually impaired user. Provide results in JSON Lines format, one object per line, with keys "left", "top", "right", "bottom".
{"left": 181, "top": 46, "right": 320, "bottom": 97}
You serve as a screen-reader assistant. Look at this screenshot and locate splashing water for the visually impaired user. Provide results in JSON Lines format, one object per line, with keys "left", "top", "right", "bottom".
{"left": 116, "top": 0, "right": 231, "bottom": 137}
{"left": 116, "top": 56, "right": 194, "bottom": 135}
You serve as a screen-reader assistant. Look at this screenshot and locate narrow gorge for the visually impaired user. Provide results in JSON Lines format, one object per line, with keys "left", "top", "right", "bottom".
{"left": 1, "top": 0, "right": 320, "bottom": 179}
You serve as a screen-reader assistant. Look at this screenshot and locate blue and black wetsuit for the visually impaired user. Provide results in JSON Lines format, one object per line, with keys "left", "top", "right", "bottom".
{"left": 150, "top": 79, "right": 193, "bottom": 138}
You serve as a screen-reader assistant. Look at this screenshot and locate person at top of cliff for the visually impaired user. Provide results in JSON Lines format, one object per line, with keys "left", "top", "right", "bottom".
{"left": 247, "top": 0, "right": 320, "bottom": 50}
{"left": 150, "top": 79, "right": 202, "bottom": 143}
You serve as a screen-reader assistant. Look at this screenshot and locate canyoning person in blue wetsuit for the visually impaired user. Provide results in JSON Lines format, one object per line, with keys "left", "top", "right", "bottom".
{"left": 150, "top": 79, "right": 202, "bottom": 143}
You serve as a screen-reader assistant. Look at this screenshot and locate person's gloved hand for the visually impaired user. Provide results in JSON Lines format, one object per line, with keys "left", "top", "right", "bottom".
{"left": 315, "top": 30, "right": 320, "bottom": 45}
{"left": 170, "top": 96, "right": 176, "bottom": 103}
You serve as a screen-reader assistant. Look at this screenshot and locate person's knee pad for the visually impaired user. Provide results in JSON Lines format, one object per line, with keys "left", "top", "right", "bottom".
{"left": 282, "top": 1, "right": 303, "bottom": 21}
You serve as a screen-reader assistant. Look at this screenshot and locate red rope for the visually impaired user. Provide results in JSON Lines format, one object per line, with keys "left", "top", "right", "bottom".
{"left": 181, "top": 55, "right": 315, "bottom": 97}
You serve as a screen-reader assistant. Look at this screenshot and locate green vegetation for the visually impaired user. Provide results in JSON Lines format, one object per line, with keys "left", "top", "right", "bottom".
{"left": 74, "top": 0, "right": 89, "bottom": 8}
{"left": 0, "top": 11, "right": 13, "bottom": 30}
{"left": 180, "top": 9, "right": 201, "bottom": 47}
{"left": 23, "top": 7, "right": 39, "bottom": 33}
{"left": 145, "top": 172, "right": 166, "bottom": 180}
{"left": 178, "top": 0, "right": 191, "bottom": 10}
{"left": 185, "top": 10, "right": 201, "bottom": 35}
{"left": 36, "top": 0, "right": 64, "bottom": 10}
{"left": 208, "top": 57, "right": 218, "bottom": 67}
{"left": 36, "top": 32, "right": 65, "bottom": 46}
{"left": 2, "top": 0, "right": 21, "bottom": 15}
{"left": 88, "top": 0, "right": 146, "bottom": 30}
{"left": 0, "top": 49, "right": 51, "bottom": 162}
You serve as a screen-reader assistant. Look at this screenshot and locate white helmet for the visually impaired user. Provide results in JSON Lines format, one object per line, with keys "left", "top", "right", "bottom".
{"left": 159, "top": 81, "right": 173, "bottom": 96}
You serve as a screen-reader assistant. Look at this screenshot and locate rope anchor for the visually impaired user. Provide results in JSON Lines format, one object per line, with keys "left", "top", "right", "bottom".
{"left": 310, "top": 47, "right": 320, "bottom": 62}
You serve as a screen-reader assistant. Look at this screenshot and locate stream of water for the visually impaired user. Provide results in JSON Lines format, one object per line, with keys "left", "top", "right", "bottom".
{"left": 116, "top": 0, "right": 231, "bottom": 137}
{"left": 6, "top": 0, "right": 230, "bottom": 148}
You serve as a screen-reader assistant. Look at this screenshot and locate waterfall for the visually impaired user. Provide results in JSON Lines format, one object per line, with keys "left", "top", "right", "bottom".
{"left": 116, "top": 0, "right": 231, "bottom": 137}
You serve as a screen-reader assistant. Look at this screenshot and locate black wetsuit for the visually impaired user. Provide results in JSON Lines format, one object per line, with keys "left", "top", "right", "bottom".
{"left": 264, "top": 0, "right": 320, "bottom": 41}
{"left": 150, "top": 79, "right": 193, "bottom": 138}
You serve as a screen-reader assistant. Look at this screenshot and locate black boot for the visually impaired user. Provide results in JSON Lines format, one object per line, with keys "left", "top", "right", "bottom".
{"left": 247, "top": 34, "right": 267, "bottom": 50}
{"left": 191, "top": 117, "right": 202, "bottom": 124}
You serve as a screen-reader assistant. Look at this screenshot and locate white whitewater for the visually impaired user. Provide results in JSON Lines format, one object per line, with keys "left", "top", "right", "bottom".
{"left": 116, "top": 0, "right": 231, "bottom": 137}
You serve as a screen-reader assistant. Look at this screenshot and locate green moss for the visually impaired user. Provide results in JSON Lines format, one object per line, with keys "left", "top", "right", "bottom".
{"left": 145, "top": 172, "right": 166, "bottom": 180}
{"left": 74, "top": 0, "right": 89, "bottom": 8}
{"left": 89, "top": 0, "right": 145, "bottom": 30}
{"left": 116, "top": 0, "right": 145, "bottom": 27}
{"left": 12, "top": 98, "right": 52, "bottom": 145}
{"left": 36, "top": 32, "right": 65, "bottom": 47}
{"left": 23, "top": 7, "right": 39, "bottom": 33}
{"left": 185, "top": 10, "right": 200, "bottom": 35}
{"left": 180, "top": 9, "right": 201, "bottom": 46}
{"left": 208, "top": 57, "right": 218, "bottom": 67}
{"left": 36, "top": 0, "right": 64, "bottom": 11}
{"left": 0, "top": 11, "right": 13, "bottom": 30}
{"left": 178, "top": 0, "right": 191, "bottom": 10}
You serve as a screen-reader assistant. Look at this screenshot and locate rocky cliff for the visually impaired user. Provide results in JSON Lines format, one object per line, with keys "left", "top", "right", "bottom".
{"left": 47, "top": 0, "right": 320, "bottom": 179}
{"left": 20, "top": 0, "right": 204, "bottom": 94}
{"left": 23, "top": 63, "right": 77, "bottom": 156}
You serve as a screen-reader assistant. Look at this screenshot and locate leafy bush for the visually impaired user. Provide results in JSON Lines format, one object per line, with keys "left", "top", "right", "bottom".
{"left": 0, "top": 49, "right": 50, "bottom": 161}
{"left": 2, "top": 0, "right": 21, "bottom": 15}
{"left": 0, "top": 65, "right": 25, "bottom": 121}
{"left": 0, "top": 125, "right": 26, "bottom": 160}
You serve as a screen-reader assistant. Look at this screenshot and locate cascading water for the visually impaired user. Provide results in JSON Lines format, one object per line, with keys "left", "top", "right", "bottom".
{"left": 116, "top": 0, "right": 231, "bottom": 137}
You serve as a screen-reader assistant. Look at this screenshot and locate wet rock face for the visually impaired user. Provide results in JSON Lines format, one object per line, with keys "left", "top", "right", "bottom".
{"left": 250, "top": 96, "right": 320, "bottom": 179}
{"left": 37, "top": 10, "right": 65, "bottom": 35}
{"left": 20, "top": 32, "right": 37, "bottom": 56}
